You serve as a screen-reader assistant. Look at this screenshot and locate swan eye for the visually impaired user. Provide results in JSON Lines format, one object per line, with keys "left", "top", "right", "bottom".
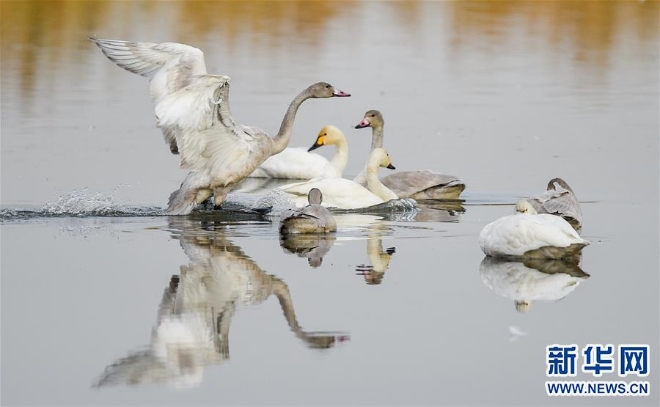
{"left": 325, "top": 84, "right": 331, "bottom": 89}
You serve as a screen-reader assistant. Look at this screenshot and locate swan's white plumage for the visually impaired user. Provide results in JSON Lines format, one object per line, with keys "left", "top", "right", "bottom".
{"left": 479, "top": 201, "right": 589, "bottom": 259}
{"left": 279, "top": 148, "right": 398, "bottom": 209}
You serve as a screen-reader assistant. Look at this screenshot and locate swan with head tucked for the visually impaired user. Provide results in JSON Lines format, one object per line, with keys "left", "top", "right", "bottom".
{"left": 90, "top": 38, "right": 350, "bottom": 214}
{"left": 280, "top": 188, "right": 338, "bottom": 234}
{"left": 354, "top": 110, "right": 465, "bottom": 200}
{"left": 526, "top": 178, "right": 582, "bottom": 233}
{"left": 280, "top": 148, "right": 398, "bottom": 209}
{"left": 251, "top": 125, "right": 349, "bottom": 179}
{"left": 479, "top": 200, "right": 589, "bottom": 260}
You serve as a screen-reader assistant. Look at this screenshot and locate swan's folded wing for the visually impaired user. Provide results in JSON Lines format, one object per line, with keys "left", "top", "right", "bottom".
{"left": 91, "top": 38, "right": 208, "bottom": 104}
{"left": 381, "top": 170, "right": 463, "bottom": 196}
{"left": 538, "top": 190, "right": 582, "bottom": 224}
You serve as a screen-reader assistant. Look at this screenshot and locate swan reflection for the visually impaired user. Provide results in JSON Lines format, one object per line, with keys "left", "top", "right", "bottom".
{"left": 280, "top": 233, "right": 337, "bottom": 267}
{"left": 356, "top": 223, "right": 396, "bottom": 285}
{"left": 480, "top": 256, "right": 590, "bottom": 313}
{"left": 94, "top": 218, "right": 348, "bottom": 388}
{"left": 413, "top": 200, "right": 466, "bottom": 222}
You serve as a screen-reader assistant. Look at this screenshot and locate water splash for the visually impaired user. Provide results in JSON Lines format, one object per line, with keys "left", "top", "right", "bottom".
{"left": 1, "top": 189, "right": 163, "bottom": 221}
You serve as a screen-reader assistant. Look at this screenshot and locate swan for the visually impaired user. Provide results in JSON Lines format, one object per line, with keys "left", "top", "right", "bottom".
{"left": 480, "top": 256, "right": 590, "bottom": 313}
{"left": 90, "top": 38, "right": 350, "bottom": 214}
{"left": 353, "top": 110, "right": 466, "bottom": 200}
{"left": 280, "top": 188, "right": 338, "bottom": 234}
{"left": 479, "top": 200, "right": 590, "bottom": 260}
{"left": 356, "top": 223, "right": 396, "bottom": 285}
{"left": 279, "top": 148, "right": 398, "bottom": 209}
{"left": 526, "top": 178, "right": 582, "bottom": 233}
{"left": 250, "top": 125, "right": 349, "bottom": 179}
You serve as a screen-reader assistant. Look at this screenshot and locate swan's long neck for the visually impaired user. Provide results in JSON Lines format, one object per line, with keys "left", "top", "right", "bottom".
{"left": 272, "top": 92, "right": 309, "bottom": 154}
{"left": 365, "top": 159, "right": 398, "bottom": 202}
{"left": 370, "top": 124, "right": 384, "bottom": 150}
{"left": 329, "top": 137, "right": 349, "bottom": 174}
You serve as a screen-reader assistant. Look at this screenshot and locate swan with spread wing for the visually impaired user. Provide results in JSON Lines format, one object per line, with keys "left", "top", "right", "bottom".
{"left": 91, "top": 38, "right": 350, "bottom": 214}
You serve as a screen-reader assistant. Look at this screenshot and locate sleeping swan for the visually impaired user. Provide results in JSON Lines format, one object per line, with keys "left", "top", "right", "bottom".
{"left": 354, "top": 110, "right": 465, "bottom": 200}
{"left": 90, "top": 38, "right": 350, "bottom": 215}
{"left": 526, "top": 178, "right": 583, "bottom": 233}
{"left": 251, "top": 125, "right": 348, "bottom": 179}
{"left": 479, "top": 200, "right": 589, "bottom": 260}
{"left": 280, "top": 148, "right": 398, "bottom": 209}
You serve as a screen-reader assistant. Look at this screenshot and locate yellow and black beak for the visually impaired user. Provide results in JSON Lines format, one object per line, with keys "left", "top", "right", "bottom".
{"left": 308, "top": 136, "right": 325, "bottom": 152}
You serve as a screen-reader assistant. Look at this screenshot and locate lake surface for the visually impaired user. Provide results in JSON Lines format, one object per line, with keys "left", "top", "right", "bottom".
{"left": 1, "top": 1, "right": 658, "bottom": 406}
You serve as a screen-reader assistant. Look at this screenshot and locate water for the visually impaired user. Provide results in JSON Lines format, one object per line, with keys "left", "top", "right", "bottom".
{"left": 1, "top": 1, "right": 658, "bottom": 406}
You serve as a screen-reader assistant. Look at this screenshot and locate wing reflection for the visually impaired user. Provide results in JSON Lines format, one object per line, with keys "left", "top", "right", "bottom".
{"left": 479, "top": 256, "right": 590, "bottom": 313}
{"left": 94, "top": 218, "right": 349, "bottom": 389}
{"left": 356, "top": 223, "right": 396, "bottom": 285}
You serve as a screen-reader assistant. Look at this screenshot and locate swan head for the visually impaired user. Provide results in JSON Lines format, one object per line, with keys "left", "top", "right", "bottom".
{"left": 547, "top": 177, "right": 575, "bottom": 194}
{"left": 308, "top": 125, "right": 345, "bottom": 151}
{"left": 515, "top": 200, "right": 537, "bottom": 215}
{"left": 305, "top": 82, "right": 351, "bottom": 98}
{"left": 369, "top": 147, "right": 396, "bottom": 171}
{"left": 355, "top": 109, "right": 384, "bottom": 129}
{"left": 308, "top": 188, "right": 323, "bottom": 205}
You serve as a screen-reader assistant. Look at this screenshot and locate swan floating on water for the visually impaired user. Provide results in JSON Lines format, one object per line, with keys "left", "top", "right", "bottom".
{"left": 250, "top": 125, "right": 348, "bottom": 179}
{"left": 354, "top": 110, "right": 465, "bottom": 200}
{"left": 280, "top": 188, "right": 338, "bottom": 234}
{"left": 279, "top": 148, "right": 399, "bottom": 210}
{"left": 90, "top": 38, "right": 350, "bottom": 214}
{"left": 525, "top": 178, "right": 583, "bottom": 233}
{"left": 479, "top": 200, "right": 589, "bottom": 260}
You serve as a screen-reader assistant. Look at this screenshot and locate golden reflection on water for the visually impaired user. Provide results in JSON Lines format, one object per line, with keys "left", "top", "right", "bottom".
{"left": 1, "top": 0, "right": 657, "bottom": 97}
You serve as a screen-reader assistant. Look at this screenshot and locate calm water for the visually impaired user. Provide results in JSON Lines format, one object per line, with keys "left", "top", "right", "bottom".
{"left": 1, "top": 1, "right": 658, "bottom": 406}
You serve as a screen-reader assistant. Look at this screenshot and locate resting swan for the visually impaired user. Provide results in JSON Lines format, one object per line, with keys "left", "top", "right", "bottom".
{"left": 90, "top": 38, "right": 350, "bottom": 215}
{"left": 354, "top": 110, "right": 466, "bottom": 200}
{"left": 280, "top": 188, "right": 338, "bottom": 234}
{"left": 526, "top": 178, "right": 582, "bottom": 233}
{"left": 479, "top": 200, "right": 590, "bottom": 260}
{"left": 251, "top": 125, "right": 348, "bottom": 179}
{"left": 280, "top": 148, "right": 398, "bottom": 209}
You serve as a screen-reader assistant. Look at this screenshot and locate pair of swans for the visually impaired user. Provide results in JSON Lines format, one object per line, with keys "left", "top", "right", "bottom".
{"left": 250, "top": 110, "right": 465, "bottom": 200}
{"left": 91, "top": 38, "right": 350, "bottom": 215}
{"left": 479, "top": 200, "right": 589, "bottom": 260}
{"left": 279, "top": 148, "right": 399, "bottom": 209}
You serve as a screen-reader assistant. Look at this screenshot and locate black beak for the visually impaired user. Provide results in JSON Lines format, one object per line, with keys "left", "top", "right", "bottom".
{"left": 308, "top": 142, "right": 322, "bottom": 152}
{"left": 387, "top": 164, "right": 396, "bottom": 170}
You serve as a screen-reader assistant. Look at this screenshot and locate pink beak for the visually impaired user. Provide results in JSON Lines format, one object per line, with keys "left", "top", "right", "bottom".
{"left": 355, "top": 118, "right": 371, "bottom": 129}
{"left": 332, "top": 89, "right": 351, "bottom": 97}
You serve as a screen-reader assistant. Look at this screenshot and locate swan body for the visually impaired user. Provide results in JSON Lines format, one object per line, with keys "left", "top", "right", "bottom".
{"left": 526, "top": 178, "right": 582, "bottom": 232}
{"left": 479, "top": 201, "right": 589, "bottom": 259}
{"left": 250, "top": 125, "right": 348, "bottom": 179}
{"left": 280, "top": 148, "right": 398, "bottom": 209}
{"left": 480, "top": 256, "right": 590, "bottom": 313}
{"left": 91, "top": 38, "right": 350, "bottom": 215}
{"left": 280, "top": 188, "right": 338, "bottom": 234}
{"left": 354, "top": 110, "right": 466, "bottom": 199}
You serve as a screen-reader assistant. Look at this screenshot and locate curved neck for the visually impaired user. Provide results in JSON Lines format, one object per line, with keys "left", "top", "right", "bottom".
{"left": 365, "top": 159, "right": 398, "bottom": 201}
{"left": 272, "top": 92, "right": 309, "bottom": 154}
{"left": 329, "top": 137, "right": 349, "bottom": 174}
{"left": 370, "top": 125, "right": 384, "bottom": 150}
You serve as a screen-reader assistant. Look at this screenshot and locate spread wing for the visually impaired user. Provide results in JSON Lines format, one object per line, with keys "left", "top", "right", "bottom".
{"left": 91, "top": 38, "right": 210, "bottom": 153}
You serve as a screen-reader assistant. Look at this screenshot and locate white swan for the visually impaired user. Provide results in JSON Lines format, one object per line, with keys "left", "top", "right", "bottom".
{"left": 526, "top": 178, "right": 583, "bottom": 233}
{"left": 479, "top": 200, "right": 590, "bottom": 259}
{"left": 354, "top": 110, "right": 466, "bottom": 200}
{"left": 280, "top": 148, "right": 398, "bottom": 209}
{"left": 280, "top": 188, "right": 338, "bottom": 234}
{"left": 250, "top": 125, "right": 348, "bottom": 179}
{"left": 90, "top": 38, "right": 350, "bottom": 214}
{"left": 480, "top": 256, "right": 590, "bottom": 313}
